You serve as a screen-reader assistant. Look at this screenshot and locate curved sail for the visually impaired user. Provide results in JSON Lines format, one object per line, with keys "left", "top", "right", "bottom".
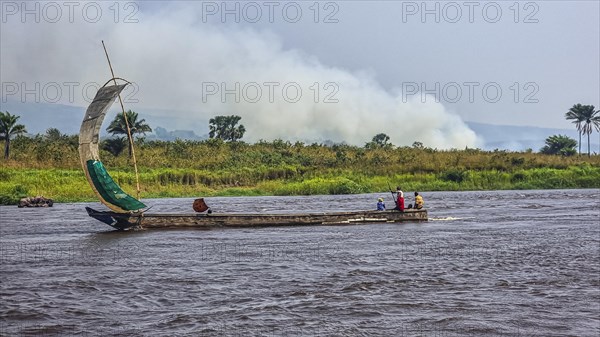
{"left": 78, "top": 82, "right": 146, "bottom": 213}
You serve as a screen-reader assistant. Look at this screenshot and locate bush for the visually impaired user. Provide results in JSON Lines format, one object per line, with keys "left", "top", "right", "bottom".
{"left": 511, "top": 172, "right": 527, "bottom": 182}
{"left": 442, "top": 169, "right": 465, "bottom": 183}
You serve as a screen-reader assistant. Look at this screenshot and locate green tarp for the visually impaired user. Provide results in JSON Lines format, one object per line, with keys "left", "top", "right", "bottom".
{"left": 86, "top": 160, "right": 146, "bottom": 211}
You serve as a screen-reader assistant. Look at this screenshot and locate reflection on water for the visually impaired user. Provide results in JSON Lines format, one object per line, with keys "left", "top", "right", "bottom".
{"left": 1, "top": 189, "right": 599, "bottom": 336}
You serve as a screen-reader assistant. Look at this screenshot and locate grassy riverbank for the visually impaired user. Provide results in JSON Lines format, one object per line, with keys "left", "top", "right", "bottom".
{"left": 1, "top": 137, "right": 599, "bottom": 204}
{"left": 1, "top": 165, "right": 599, "bottom": 204}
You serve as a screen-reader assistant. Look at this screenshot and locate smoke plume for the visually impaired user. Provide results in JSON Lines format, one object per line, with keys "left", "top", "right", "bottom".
{"left": 1, "top": 3, "right": 480, "bottom": 148}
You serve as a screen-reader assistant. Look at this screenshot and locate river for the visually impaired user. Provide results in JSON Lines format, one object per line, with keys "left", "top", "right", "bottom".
{"left": 1, "top": 189, "right": 599, "bottom": 336}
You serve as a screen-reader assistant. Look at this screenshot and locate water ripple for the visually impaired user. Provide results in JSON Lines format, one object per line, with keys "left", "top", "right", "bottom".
{"left": 1, "top": 190, "right": 599, "bottom": 336}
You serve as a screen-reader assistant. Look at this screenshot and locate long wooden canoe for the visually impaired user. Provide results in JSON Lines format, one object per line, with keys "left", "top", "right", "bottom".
{"left": 86, "top": 207, "right": 428, "bottom": 230}
{"left": 79, "top": 80, "right": 428, "bottom": 231}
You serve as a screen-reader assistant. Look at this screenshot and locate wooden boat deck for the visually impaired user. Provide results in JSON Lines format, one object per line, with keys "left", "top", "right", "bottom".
{"left": 86, "top": 207, "right": 428, "bottom": 230}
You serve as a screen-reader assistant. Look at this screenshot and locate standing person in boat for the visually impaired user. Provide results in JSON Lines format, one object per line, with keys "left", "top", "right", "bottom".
{"left": 394, "top": 187, "right": 405, "bottom": 212}
{"left": 377, "top": 198, "right": 386, "bottom": 211}
{"left": 414, "top": 192, "right": 424, "bottom": 209}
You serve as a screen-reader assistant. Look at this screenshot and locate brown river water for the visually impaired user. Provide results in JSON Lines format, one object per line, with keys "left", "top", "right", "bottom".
{"left": 1, "top": 189, "right": 599, "bottom": 336}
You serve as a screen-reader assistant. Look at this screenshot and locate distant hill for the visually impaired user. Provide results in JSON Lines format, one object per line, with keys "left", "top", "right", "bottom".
{"left": 0, "top": 100, "right": 207, "bottom": 140}
{"left": 146, "top": 127, "right": 207, "bottom": 141}
{"left": 466, "top": 122, "right": 598, "bottom": 153}
{"left": 1, "top": 100, "right": 84, "bottom": 135}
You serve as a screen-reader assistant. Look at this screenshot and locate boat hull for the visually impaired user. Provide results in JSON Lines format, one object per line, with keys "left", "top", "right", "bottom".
{"left": 85, "top": 207, "right": 428, "bottom": 230}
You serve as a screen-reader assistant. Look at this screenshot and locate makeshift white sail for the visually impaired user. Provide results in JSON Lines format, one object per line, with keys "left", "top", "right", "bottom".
{"left": 78, "top": 79, "right": 146, "bottom": 213}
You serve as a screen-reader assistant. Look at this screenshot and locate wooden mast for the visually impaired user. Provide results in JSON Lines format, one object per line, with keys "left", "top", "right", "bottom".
{"left": 101, "top": 40, "right": 142, "bottom": 200}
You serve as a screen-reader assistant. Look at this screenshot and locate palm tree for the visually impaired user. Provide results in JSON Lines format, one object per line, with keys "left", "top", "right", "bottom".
{"left": 593, "top": 111, "right": 600, "bottom": 154}
{"left": 0, "top": 111, "right": 27, "bottom": 160}
{"left": 577, "top": 105, "right": 598, "bottom": 156}
{"left": 106, "top": 110, "right": 152, "bottom": 157}
{"left": 565, "top": 104, "right": 586, "bottom": 155}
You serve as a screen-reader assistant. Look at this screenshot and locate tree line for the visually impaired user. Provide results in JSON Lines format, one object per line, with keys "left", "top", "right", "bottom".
{"left": 2, "top": 103, "right": 599, "bottom": 161}
{"left": 101, "top": 112, "right": 248, "bottom": 157}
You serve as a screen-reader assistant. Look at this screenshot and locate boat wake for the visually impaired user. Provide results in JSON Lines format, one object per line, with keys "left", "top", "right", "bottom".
{"left": 429, "top": 216, "right": 474, "bottom": 221}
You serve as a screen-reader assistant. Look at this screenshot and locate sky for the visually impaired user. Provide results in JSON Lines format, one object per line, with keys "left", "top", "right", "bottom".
{"left": 1, "top": 1, "right": 599, "bottom": 149}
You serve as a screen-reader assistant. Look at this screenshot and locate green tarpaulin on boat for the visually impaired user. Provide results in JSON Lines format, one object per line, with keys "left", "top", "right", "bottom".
{"left": 79, "top": 81, "right": 147, "bottom": 213}
{"left": 86, "top": 160, "right": 146, "bottom": 211}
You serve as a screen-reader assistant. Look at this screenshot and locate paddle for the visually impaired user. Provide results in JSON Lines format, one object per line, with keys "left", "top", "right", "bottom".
{"left": 387, "top": 182, "right": 398, "bottom": 208}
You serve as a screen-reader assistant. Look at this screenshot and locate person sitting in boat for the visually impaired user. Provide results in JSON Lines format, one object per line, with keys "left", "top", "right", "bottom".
{"left": 377, "top": 198, "right": 386, "bottom": 211}
{"left": 414, "top": 192, "right": 424, "bottom": 209}
{"left": 394, "top": 187, "right": 405, "bottom": 212}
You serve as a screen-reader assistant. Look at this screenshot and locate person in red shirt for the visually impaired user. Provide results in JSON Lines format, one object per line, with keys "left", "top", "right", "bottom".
{"left": 394, "top": 186, "right": 405, "bottom": 212}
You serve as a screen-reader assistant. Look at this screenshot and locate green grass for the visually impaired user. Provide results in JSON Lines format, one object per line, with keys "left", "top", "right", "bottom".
{"left": 2, "top": 165, "right": 599, "bottom": 204}
{"left": 2, "top": 137, "right": 599, "bottom": 204}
